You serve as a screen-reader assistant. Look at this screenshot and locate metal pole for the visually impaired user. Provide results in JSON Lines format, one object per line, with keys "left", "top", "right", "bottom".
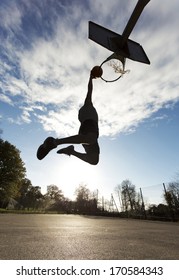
{"left": 121, "top": 0, "right": 150, "bottom": 47}
{"left": 111, "top": 194, "right": 119, "bottom": 213}
{"left": 117, "top": 190, "right": 122, "bottom": 212}
{"left": 102, "top": 196, "right": 104, "bottom": 212}
{"left": 140, "top": 188, "right": 147, "bottom": 219}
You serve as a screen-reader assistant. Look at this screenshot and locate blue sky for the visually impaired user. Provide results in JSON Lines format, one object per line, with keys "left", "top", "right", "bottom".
{"left": 0, "top": 0, "right": 179, "bottom": 204}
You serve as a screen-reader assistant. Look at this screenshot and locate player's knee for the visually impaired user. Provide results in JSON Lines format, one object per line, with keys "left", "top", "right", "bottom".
{"left": 92, "top": 158, "right": 99, "bottom": 165}
{"left": 89, "top": 154, "right": 99, "bottom": 165}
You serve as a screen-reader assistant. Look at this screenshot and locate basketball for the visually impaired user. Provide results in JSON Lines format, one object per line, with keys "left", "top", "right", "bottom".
{"left": 91, "top": 66, "right": 103, "bottom": 78}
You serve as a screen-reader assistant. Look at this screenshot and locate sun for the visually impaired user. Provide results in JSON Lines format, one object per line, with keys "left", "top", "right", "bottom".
{"left": 52, "top": 154, "right": 101, "bottom": 200}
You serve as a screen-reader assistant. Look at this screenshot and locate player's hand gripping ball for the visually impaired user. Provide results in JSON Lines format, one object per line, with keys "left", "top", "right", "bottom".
{"left": 91, "top": 66, "right": 103, "bottom": 78}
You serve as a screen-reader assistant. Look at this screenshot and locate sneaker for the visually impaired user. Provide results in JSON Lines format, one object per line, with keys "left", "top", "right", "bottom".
{"left": 57, "top": 145, "right": 74, "bottom": 156}
{"left": 37, "top": 137, "right": 57, "bottom": 160}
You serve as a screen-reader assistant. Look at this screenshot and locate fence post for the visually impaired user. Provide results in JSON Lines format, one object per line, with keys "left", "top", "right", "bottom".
{"left": 140, "top": 188, "right": 147, "bottom": 219}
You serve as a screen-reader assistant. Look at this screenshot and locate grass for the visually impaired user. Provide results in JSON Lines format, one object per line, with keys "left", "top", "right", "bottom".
{"left": 0, "top": 208, "right": 60, "bottom": 214}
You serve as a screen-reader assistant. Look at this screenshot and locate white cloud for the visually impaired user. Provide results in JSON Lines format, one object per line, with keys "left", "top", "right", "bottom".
{"left": 38, "top": 107, "right": 79, "bottom": 137}
{"left": 0, "top": 93, "right": 13, "bottom": 105}
{"left": 0, "top": 0, "right": 179, "bottom": 138}
{"left": 0, "top": 1, "right": 22, "bottom": 31}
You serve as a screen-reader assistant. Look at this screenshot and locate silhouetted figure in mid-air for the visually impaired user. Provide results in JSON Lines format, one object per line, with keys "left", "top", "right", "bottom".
{"left": 37, "top": 70, "right": 100, "bottom": 165}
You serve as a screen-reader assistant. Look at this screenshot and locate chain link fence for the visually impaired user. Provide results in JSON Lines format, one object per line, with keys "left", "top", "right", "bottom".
{"left": 97, "top": 182, "right": 179, "bottom": 221}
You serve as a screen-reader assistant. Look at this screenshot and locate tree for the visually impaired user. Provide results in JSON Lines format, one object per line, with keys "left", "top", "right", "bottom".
{"left": 169, "top": 182, "right": 179, "bottom": 209}
{"left": 46, "top": 185, "right": 64, "bottom": 201}
{"left": 17, "top": 179, "right": 43, "bottom": 210}
{"left": 164, "top": 182, "right": 179, "bottom": 216}
{"left": 16, "top": 178, "right": 33, "bottom": 208}
{"left": 75, "top": 184, "right": 90, "bottom": 213}
{"left": 148, "top": 203, "right": 169, "bottom": 218}
{"left": 0, "top": 139, "right": 26, "bottom": 207}
{"left": 120, "top": 179, "right": 137, "bottom": 212}
{"left": 45, "top": 185, "right": 65, "bottom": 211}
{"left": 75, "top": 184, "right": 98, "bottom": 214}
{"left": 25, "top": 186, "right": 42, "bottom": 210}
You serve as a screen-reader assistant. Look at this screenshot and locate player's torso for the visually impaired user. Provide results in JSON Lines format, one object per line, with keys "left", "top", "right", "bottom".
{"left": 78, "top": 104, "right": 98, "bottom": 123}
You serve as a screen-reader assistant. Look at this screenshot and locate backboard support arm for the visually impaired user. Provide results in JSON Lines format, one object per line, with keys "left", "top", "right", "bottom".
{"left": 121, "top": 0, "right": 150, "bottom": 47}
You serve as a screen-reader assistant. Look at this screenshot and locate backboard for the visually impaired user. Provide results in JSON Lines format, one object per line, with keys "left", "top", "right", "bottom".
{"left": 89, "top": 21, "right": 150, "bottom": 64}
{"left": 88, "top": 0, "right": 150, "bottom": 64}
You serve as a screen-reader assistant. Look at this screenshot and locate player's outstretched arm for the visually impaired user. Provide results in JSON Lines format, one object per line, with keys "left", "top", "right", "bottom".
{"left": 85, "top": 72, "right": 94, "bottom": 104}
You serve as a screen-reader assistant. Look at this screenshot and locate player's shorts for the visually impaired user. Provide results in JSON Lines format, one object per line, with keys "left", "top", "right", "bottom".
{"left": 79, "top": 119, "right": 100, "bottom": 154}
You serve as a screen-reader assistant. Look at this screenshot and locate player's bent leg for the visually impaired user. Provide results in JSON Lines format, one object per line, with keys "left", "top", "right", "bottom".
{"left": 70, "top": 150, "right": 99, "bottom": 165}
{"left": 57, "top": 146, "right": 99, "bottom": 165}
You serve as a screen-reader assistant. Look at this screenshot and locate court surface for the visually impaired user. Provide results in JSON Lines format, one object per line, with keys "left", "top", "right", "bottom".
{"left": 0, "top": 214, "right": 179, "bottom": 259}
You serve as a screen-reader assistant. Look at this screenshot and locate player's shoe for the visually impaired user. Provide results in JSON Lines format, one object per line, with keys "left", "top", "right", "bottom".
{"left": 37, "top": 137, "right": 57, "bottom": 160}
{"left": 57, "top": 145, "right": 74, "bottom": 156}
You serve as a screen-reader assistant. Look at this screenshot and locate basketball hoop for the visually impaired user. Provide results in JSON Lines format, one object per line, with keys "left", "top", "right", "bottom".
{"left": 100, "top": 53, "right": 130, "bottom": 82}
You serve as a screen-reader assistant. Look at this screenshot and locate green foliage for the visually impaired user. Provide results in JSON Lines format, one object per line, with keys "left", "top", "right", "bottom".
{"left": 45, "top": 185, "right": 71, "bottom": 212}
{"left": 75, "top": 184, "right": 98, "bottom": 213}
{"left": 0, "top": 139, "right": 26, "bottom": 207}
{"left": 17, "top": 178, "right": 43, "bottom": 210}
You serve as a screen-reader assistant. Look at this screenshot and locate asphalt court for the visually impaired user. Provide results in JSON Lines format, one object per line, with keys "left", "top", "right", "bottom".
{"left": 0, "top": 214, "right": 179, "bottom": 260}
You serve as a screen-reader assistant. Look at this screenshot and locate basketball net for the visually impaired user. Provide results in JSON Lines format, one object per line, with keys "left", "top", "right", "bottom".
{"left": 100, "top": 53, "right": 130, "bottom": 82}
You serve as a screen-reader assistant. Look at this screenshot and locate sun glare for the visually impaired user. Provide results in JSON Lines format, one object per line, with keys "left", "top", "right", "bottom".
{"left": 52, "top": 155, "right": 101, "bottom": 200}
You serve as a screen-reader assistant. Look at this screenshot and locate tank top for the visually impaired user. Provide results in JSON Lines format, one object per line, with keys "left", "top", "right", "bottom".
{"left": 78, "top": 104, "right": 98, "bottom": 123}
